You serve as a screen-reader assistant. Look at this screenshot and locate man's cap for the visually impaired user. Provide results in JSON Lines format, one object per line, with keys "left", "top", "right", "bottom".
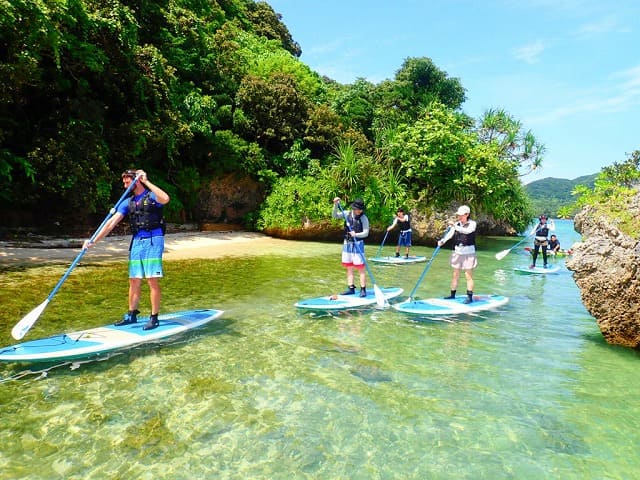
{"left": 351, "top": 199, "right": 365, "bottom": 210}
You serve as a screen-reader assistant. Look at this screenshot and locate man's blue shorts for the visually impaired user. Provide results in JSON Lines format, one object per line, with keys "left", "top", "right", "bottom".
{"left": 129, "top": 236, "right": 165, "bottom": 278}
{"left": 398, "top": 231, "right": 412, "bottom": 247}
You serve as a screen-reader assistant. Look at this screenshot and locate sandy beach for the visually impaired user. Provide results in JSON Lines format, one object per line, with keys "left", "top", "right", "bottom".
{"left": 0, "top": 230, "right": 293, "bottom": 267}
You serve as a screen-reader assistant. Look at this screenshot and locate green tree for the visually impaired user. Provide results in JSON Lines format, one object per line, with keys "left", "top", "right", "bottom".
{"left": 476, "top": 108, "right": 545, "bottom": 176}
{"left": 387, "top": 102, "right": 532, "bottom": 230}
{"left": 245, "top": 1, "right": 302, "bottom": 57}
{"left": 235, "top": 72, "right": 309, "bottom": 155}
{"left": 568, "top": 150, "right": 640, "bottom": 235}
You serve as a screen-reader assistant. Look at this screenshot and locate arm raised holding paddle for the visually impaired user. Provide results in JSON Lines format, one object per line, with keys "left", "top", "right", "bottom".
{"left": 332, "top": 197, "right": 386, "bottom": 307}
{"left": 87, "top": 169, "right": 170, "bottom": 331}
{"left": 11, "top": 170, "right": 142, "bottom": 339}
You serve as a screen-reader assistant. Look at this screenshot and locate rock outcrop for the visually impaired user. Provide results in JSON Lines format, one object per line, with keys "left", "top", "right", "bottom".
{"left": 263, "top": 208, "right": 517, "bottom": 245}
{"left": 197, "top": 173, "right": 265, "bottom": 226}
{"left": 566, "top": 196, "right": 640, "bottom": 348}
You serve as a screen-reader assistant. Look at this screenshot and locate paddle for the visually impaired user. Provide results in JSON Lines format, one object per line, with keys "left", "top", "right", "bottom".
{"left": 11, "top": 175, "right": 140, "bottom": 340}
{"left": 374, "top": 230, "right": 389, "bottom": 258}
{"left": 495, "top": 230, "right": 535, "bottom": 260}
{"left": 336, "top": 202, "right": 386, "bottom": 307}
{"left": 406, "top": 227, "right": 450, "bottom": 302}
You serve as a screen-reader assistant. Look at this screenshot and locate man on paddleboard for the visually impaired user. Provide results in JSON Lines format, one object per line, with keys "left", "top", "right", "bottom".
{"left": 437, "top": 205, "right": 477, "bottom": 304}
{"left": 83, "top": 169, "right": 170, "bottom": 330}
{"left": 387, "top": 207, "right": 413, "bottom": 259}
{"left": 333, "top": 197, "right": 370, "bottom": 297}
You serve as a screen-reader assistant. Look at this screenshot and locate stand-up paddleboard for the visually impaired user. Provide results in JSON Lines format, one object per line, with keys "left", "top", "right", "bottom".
{"left": 370, "top": 255, "right": 426, "bottom": 264}
{"left": 295, "top": 287, "right": 403, "bottom": 311}
{"left": 0, "top": 309, "right": 223, "bottom": 363}
{"left": 514, "top": 265, "right": 561, "bottom": 274}
{"left": 393, "top": 295, "right": 509, "bottom": 316}
{"left": 524, "top": 247, "right": 572, "bottom": 257}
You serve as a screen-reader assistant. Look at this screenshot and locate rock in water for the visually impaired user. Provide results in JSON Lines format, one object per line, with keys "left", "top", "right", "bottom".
{"left": 566, "top": 196, "right": 640, "bottom": 348}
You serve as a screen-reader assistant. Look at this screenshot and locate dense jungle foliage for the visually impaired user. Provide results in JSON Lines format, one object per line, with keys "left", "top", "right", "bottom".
{"left": 0, "top": 0, "right": 542, "bottom": 234}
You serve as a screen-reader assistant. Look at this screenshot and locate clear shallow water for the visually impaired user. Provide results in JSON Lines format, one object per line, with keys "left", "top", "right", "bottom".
{"left": 2, "top": 220, "right": 640, "bottom": 479}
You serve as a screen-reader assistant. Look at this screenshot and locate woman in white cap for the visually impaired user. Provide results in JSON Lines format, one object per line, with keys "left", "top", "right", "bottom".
{"left": 437, "top": 205, "right": 477, "bottom": 304}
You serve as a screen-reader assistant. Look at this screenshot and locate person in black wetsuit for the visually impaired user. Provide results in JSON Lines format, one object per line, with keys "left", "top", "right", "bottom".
{"left": 530, "top": 215, "right": 555, "bottom": 268}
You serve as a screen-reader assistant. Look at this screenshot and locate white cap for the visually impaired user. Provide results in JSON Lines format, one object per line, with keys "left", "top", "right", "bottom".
{"left": 456, "top": 205, "right": 470, "bottom": 215}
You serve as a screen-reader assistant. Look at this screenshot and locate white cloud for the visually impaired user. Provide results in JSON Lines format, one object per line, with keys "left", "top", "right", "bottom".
{"left": 527, "top": 64, "right": 640, "bottom": 125}
{"left": 512, "top": 41, "right": 546, "bottom": 64}
{"left": 572, "top": 15, "right": 620, "bottom": 38}
{"left": 613, "top": 64, "right": 640, "bottom": 89}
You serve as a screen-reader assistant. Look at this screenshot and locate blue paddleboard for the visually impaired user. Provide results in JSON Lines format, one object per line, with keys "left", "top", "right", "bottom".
{"left": 525, "top": 247, "right": 571, "bottom": 257}
{"left": 370, "top": 256, "right": 426, "bottom": 264}
{"left": 295, "top": 287, "right": 403, "bottom": 311}
{"left": 514, "top": 265, "right": 561, "bottom": 274}
{"left": 0, "top": 309, "right": 224, "bottom": 363}
{"left": 393, "top": 295, "right": 509, "bottom": 315}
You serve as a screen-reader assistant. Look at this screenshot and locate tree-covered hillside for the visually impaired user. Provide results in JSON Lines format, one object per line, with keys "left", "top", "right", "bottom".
{"left": 1, "top": 0, "right": 542, "bottom": 234}
{"left": 525, "top": 174, "right": 597, "bottom": 217}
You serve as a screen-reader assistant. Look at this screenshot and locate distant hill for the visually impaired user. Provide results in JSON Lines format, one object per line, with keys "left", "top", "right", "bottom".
{"left": 525, "top": 174, "right": 597, "bottom": 217}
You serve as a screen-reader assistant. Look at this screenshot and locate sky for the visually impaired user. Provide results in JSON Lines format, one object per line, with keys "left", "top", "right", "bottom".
{"left": 268, "top": 0, "right": 640, "bottom": 182}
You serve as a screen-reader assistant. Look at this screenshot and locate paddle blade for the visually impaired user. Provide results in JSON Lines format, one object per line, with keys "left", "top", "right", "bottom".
{"left": 495, "top": 249, "right": 511, "bottom": 260}
{"left": 12, "top": 299, "right": 49, "bottom": 340}
{"left": 373, "top": 284, "right": 387, "bottom": 307}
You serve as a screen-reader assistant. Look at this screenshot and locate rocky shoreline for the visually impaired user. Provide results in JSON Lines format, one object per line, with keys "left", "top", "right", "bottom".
{"left": 566, "top": 194, "right": 640, "bottom": 348}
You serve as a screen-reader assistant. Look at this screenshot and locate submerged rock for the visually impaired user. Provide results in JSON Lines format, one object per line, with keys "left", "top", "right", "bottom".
{"left": 566, "top": 198, "right": 640, "bottom": 348}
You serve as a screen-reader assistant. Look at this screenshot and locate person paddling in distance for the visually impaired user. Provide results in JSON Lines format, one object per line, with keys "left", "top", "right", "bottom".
{"left": 83, "top": 169, "right": 170, "bottom": 330}
{"left": 437, "top": 205, "right": 477, "bottom": 304}
{"left": 548, "top": 234, "right": 561, "bottom": 255}
{"left": 332, "top": 197, "right": 370, "bottom": 297}
{"left": 387, "top": 207, "right": 412, "bottom": 258}
{"left": 530, "top": 214, "right": 555, "bottom": 268}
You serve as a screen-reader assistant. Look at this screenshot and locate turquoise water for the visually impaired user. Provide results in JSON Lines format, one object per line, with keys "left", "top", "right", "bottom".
{"left": 2, "top": 220, "right": 640, "bottom": 479}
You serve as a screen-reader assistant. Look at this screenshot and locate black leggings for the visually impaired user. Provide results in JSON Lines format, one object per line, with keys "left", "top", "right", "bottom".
{"left": 532, "top": 244, "right": 548, "bottom": 265}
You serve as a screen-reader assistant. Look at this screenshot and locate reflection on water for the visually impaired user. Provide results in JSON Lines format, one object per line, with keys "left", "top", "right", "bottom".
{"left": 2, "top": 220, "right": 640, "bottom": 479}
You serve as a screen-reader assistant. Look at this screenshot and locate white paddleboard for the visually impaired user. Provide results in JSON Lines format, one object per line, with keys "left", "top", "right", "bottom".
{"left": 370, "top": 256, "right": 426, "bottom": 264}
{"left": 0, "top": 309, "right": 223, "bottom": 363}
{"left": 514, "top": 265, "right": 561, "bottom": 274}
{"left": 295, "top": 287, "right": 403, "bottom": 311}
{"left": 393, "top": 294, "right": 509, "bottom": 315}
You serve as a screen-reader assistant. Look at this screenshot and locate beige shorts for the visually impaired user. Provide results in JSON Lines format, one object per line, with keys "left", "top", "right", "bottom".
{"left": 450, "top": 252, "right": 477, "bottom": 270}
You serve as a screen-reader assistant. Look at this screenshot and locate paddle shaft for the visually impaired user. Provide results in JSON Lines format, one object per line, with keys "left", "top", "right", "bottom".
{"left": 496, "top": 230, "right": 534, "bottom": 259}
{"left": 375, "top": 230, "right": 389, "bottom": 258}
{"left": 12, "top": 176, "right": 139, "bottom": 339}
{"left": 407, "top": 246, "right": 441, "bottom": 300}
{"left": 47, "top": 176, "right": 140, "bottom": 300}
{"left": 407, "top": 227, "right": 450, "bottom": 300}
